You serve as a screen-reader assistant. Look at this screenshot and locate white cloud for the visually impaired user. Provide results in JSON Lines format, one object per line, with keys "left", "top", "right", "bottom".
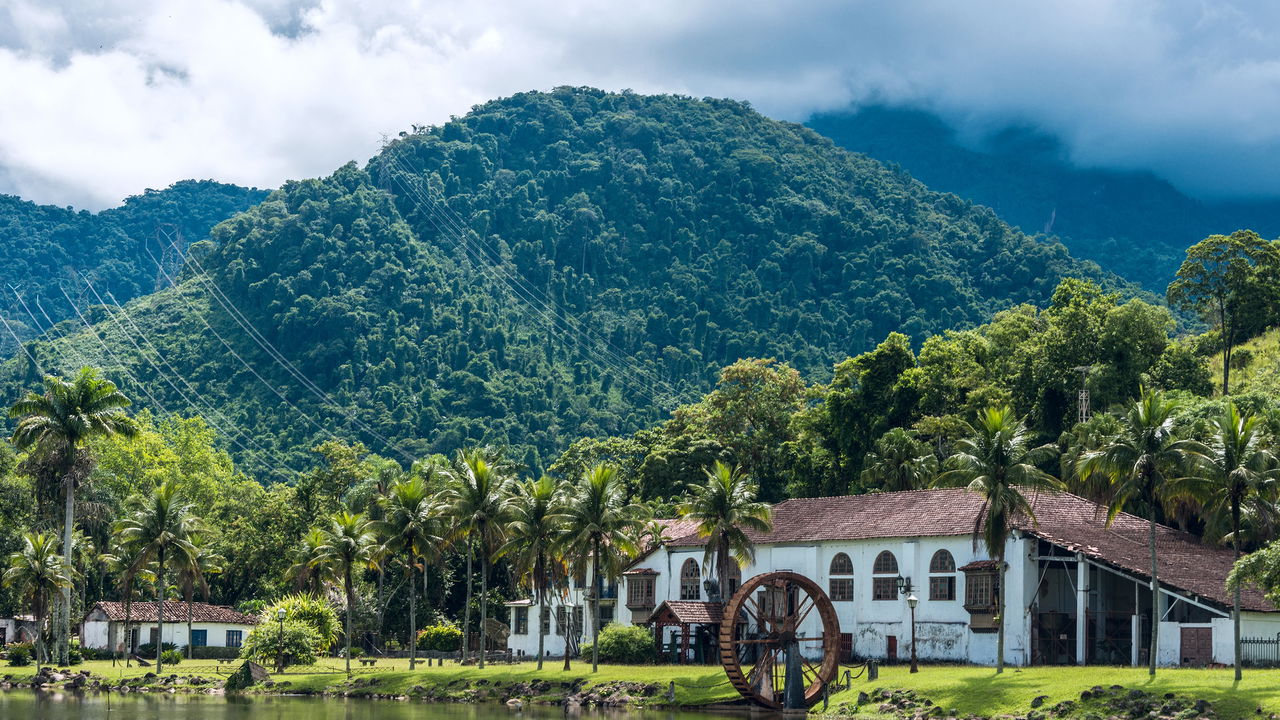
{"left": 2, "top": 0, "right": 1280, "bottom": 208}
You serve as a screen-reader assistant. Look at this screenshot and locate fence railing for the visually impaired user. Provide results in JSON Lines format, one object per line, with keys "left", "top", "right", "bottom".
{"left": 1241, "top": 634, "right": 1280, "bottom": 667}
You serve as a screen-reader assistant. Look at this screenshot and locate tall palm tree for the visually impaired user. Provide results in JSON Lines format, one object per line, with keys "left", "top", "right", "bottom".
{"left": 679, "top": 461, "right": 772, "bottom": 602}
{"left": 311, "top": 510, "right": 378, "bottom": 675}
{"left": 1194, "top": 402, "right": 1277, "bottom": 680}
{"left": 861, "top": 428, "right": 939, "bottom": 492}
{"left": 114, "top": 480, "right": 203, "bottom": 674}
{"left": 560, "top": 464, "right": 642, "bottom": 672}
{"left": 100, "top": 538, "right": 156, "bottom": 666}
{"left": 443, "top": 449, "right": 513, "bottom": 668}
{"left": 376, "top": 476, "right": 442, "bottom": 670}
{"left": 3, "top": 532, "right": 75, "bottom": 670}
{"left": 9, "top": 367, "right": 138, "bottom": 663}
{"left": 501, "top": 475, "right": 568, "bottom": 670}
{"left": 1080, "top": 388, "right": 1203, "bottom": 676}
{"left": 174, "top": 539, "right": 224, "bottom": 659}
{"left": 937, "top": 406, "right": 1060, "bottom": 674}
{"left": 289, "top": 527, "right": 335, "bottom": 595}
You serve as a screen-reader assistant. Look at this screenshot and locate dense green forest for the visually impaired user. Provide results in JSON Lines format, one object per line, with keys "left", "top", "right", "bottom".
{"left": 0, "top": 88, "right": 1117, "bottom": 477}
{"left": 808, "top": 106, "right": 1280, "bottom": 292}
{"left": 2, "top": 89, "right": 1280, "bottom": 671}
{"left": 0, "top": 181, "right": 267, "bottom": 349}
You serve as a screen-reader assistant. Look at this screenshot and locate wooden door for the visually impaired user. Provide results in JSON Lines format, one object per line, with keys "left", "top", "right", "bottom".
{"left": 886, "top": 635, "right": 898, "bottom": 662}
{"left": 840, "top": 633, "right": 854, "bottom": 661}
{"left": 1180, "top": 627, "right": 1212, "bottom": 666}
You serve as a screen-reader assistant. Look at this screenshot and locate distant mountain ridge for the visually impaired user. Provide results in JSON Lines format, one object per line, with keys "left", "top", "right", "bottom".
{"left": 0, "top": 180, "right": 268, "bottom": 348}
{"left": 807, "top": 106, "right": 1280, "bottom": 291}
{"left": 3, "top": 88, "right": 1120, "bottom": 476}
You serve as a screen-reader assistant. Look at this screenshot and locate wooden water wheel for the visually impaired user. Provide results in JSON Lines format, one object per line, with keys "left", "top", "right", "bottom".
{"left": 718, "top": 571, "right": 840, "bottom": 709}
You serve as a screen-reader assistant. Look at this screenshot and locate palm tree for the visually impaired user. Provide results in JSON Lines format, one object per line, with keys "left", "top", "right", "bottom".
{"left": 289, "top": 527, "right": 335, "bottom": 595}
{"left": 560, "top": 464, "right": 642, "bottom": 672}
{"left": 174, "top": 539, "right": 224, "bottom": 659}
{"left": 311, "top": 510, "right": 378, "bottom": 675}
{"left": 501, "top": 475, "right": 568, "bottom": 670}
{"left": 937, "top": 406, "right": 1060, "bottom": 674}
{"left": 442, "top": 449, "right": 513, "bottom": 668}
{"left": 3, "top": 532, "right": 75, "bottom": 670}
{"left": 679, "top": 461, "right": 772, "bottom": 602}
{"left": 1080, "top": 388, "right": 1204, "bottom": 676}
{"left": 114, "top": 480, "right": 203, "bottom": 674}
{"left": 1195, "top": 402, "right": 1277, "bottom": 680}
{"left": 376, "top": 476, "right": 442, "bottom": 670}
{"left": 861, "top": 428, "right": 939, "bottom": 491}
{"left": 100, "top": 538, "right": 156, "bottom": 666}
{"left": 9, "top": 367, "right": 138, "bottom": 663}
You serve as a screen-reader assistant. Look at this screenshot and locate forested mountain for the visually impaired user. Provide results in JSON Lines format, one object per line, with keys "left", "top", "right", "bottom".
{"left": 2, "top": 88, "right": 1119, "bottom": 477}
{"left": 0, "top": 180, "right": 268, "bottom": 348}
{"left": 807, "top": 106, "right": 1280, "bottom": 291}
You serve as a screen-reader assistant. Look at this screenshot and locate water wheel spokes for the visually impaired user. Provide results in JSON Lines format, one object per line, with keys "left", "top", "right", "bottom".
{"left": 718, "top": 570, "right": 841, "bottom": 710}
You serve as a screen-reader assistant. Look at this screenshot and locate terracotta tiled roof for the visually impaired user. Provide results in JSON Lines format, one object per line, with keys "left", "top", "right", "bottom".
{"left": 627, "top": 517, "right": 703, "bottom": 567}
{"left": 87, "top": 601, "right": 258, "bottom": 625}
{"left": 665, "top": 488, "right": 1274, "bottom": 613}
{"left": 623, "top": 568, "right": 659, "bottom": 575}
{"left": 959, "top": 560, "right": 999, "bottom": 572}
{"left": 651, "top": 601, "right": 723, "bottom": 625}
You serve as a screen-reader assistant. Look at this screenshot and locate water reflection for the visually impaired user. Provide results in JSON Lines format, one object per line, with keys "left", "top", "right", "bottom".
{"left": 0, "top": 692, "right": 732, "bottom": 720}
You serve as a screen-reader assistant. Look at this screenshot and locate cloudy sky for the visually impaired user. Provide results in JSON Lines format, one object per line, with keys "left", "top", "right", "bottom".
{"left": 3, "top": 0, "right": 1280, "bottom": 209}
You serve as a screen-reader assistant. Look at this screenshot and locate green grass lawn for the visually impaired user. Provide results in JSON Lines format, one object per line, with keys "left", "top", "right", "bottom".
{"left": 9, "top": 659, "right": 1280, "bottom": 718}
{"left": 829, "top": 664, "right": 1280, "bottom": 718}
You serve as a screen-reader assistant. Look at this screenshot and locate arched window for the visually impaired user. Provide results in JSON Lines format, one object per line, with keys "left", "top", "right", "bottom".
{"left": 680, "top": 558, "right": 701, "bottom": 600}
{"left": 929, "top": 550, "right": 956, "bottom": 601}
{"left": 829, "top": 553, "right": 854, "bottom": 601}
{"left": 726, "top": 563, "right": 742, "bottom": 595}
{"left": 872, "top": 551, "right": 898, "bottom": 601}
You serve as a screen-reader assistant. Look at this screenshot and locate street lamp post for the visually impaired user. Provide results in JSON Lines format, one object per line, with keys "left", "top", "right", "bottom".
{"left": 906, "top": 594, "right": 919, "bottom": 673}
{"left": 276, "top": 608, "right": 287, "bottom": 674}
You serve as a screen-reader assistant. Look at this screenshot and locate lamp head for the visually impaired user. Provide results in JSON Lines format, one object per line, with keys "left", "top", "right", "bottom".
{"left": 907, "top": 594, "right": 919, "bottom": 609}
{"left": 277, "top": 608, "right": 287, "bottom": 621}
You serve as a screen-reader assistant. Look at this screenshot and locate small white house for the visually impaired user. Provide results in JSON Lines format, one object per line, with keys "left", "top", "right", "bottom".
{"left": 508, "top": 489, "right": 1280, "bottom": 667}
{"left": 82, "top": 601, "right": 258, "bottom": 654}
{"left": 0, "top": 615, "right": 39, "bottom": 646}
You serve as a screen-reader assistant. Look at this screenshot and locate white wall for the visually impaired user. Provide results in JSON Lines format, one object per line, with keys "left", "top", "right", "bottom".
{"left": 81, "top": 620, "right": 254, "bottom": 651}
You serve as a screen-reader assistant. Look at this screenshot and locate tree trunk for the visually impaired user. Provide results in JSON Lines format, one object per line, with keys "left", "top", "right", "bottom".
{"left": 1233, "top": 502, "right": 1242, "bottom": 681}
{"left": 375, "top": 567, "right": 385, "bottom": 653}
{"left": 186, "top": 592, "right": 194, "bottom": 659}
{"left": 408, "top": 566, "right": 417, "bottom": 670}
{"left": 717, "top": 534, "right": 730, "bottom": 601}
{"left": 60, "top": 476, "right": 74, "bottom": 666}
{"left": 536, "top": 603, "right": 546, "bottom": 671}
{"left": 591, "top": 538, "right": 600, "bottom": 673}
{"left": 1149, "top": 517, "right": 1159, "bottom": 676}
{"left": 562, "top": 604, "right": 571, "bottom": 671}
{"left": 156, "top": 551, "right": 165, "bottom": 674}
{"left": 460, "top": 542, "right": 472, "bottom": 664}
{"left": 1221, "top": 302, "right": 1232, "bottom": 396}
{"left": 344, "top": 569, "right": 353, "bottom": 676}
{"left": 123, "top": 597, "right": 132, "bottom": 667}
{"left": 34, "top": 606, "right": 43, "bottom": 673}
{"left": 996, "top": 547, "right": 1005, "bottom": 674}
{"left": 479, "top": 552, "right": 488, "bottom": 669}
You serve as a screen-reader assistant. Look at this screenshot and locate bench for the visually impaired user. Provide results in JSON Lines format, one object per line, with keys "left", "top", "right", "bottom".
{"left": 358, "top": 658, "right": 377, "bottom": 667}
{"left": 217, "top": 658, "right": 236, "bottom": 664}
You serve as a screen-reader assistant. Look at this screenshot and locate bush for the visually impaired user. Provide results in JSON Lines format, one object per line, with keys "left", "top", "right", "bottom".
{"left": 161, "top": 649, "right": 183, "bottom": 665}
{"left": 263, "top": 593, "right": 340, "bottom": 652}
{"left": 417, "top": 623, "right": 463, "bottom": 652}
{"left": 67, "top": 638, "right": 83, "bottom": 665}
{"left": 580, "top": 623, "right": 655, "bottom": 664}
{"left": 137, "top": 641, "right": 178, "bottom": 657}
{"left": 6, "top": 643, "right": 32, "bottom": 666}
{"left": 240, "top": 620, "right": 320, "bottom": 667}
{"left": 341, "top": 645, "right": 365, "bottom": 658}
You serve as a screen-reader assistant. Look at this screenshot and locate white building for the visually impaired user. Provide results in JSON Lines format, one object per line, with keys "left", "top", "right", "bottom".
{"left": 81, "top": 601, "right": 258, "bottom": 654}
{"left": 508, "top": 489, "right": 1280, "bottom": 667}
{"left": 0, "top": 616, "right": 38, "bottom": 646}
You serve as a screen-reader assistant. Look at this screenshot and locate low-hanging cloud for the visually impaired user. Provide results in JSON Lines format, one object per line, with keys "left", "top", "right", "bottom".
{"left": 3, "top": 0, "right": 1280, "bottom": 209}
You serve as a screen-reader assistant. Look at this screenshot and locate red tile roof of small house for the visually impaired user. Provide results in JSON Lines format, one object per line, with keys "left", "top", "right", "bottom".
{"left": 664, "top": 488, "right": 1274, "bottom": 613}
{"left": 86, "top": 601, "right": 258, "bottom": 625}
{"left": 650, "top": 601, "right": 723, "bottom": 625}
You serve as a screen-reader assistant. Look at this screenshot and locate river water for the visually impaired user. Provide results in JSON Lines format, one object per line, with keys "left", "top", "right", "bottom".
{"left": 0, "top": 693, "right": 733, "bottom": 720}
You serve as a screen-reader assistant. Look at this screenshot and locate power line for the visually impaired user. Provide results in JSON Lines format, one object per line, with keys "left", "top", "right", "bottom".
{"left": 157, "top": 228, "right": 419, "bottom": 464}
